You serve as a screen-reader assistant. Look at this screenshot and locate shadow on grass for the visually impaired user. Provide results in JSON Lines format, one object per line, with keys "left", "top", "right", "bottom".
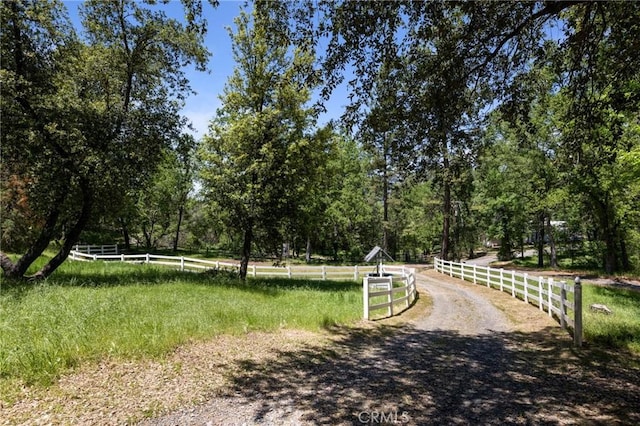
{"left": 589, "top": 284, "right": 640, "bottom": 303}
{"left": 226, "top": 325, "right": 640, "bottom": 425}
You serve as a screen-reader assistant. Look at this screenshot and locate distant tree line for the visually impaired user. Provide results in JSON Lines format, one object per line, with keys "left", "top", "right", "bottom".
{"left": 2, "top": 1, "right": 639, "bottom": 280}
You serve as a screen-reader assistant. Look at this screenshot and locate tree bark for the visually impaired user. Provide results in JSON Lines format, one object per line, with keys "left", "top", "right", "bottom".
{"left": 603, "top": 231, "right": 617, "bottom": 275}
{"left": 173, "top": 204, "right": 184, "bottom": 252}
{"left": 620, "top": 234, "right": 630, "bottom": 271}
{"left": 305, "top": 235, "right": 312, "bottom": 263}
{"left": 1, "top": 190, "right": 67, "bottom": 278}
{"left": 382, "top": 144, "right": 390, "bottom": 253}
{"left": 441, "top": 166, "right": 451, "bottom": 261}
{"left": 119, "top": 218, "right": 131, "bottom": 251}
{"left": 546, "top": 216, "right": 558, "bottom": 268}
{"left": 239, "top": 224, "right": 253, "bottom": 280}
{"left": 498, "top": 209, "right": 512, "bottom": 261}
{"left": 596, "top": 198, "right": 617, "bottom": 274}
{"left": 537, "top": 212, "right": 545, "bottom": 267}
{"left": 32, "top": 182, "right": 94, "bottom": 279}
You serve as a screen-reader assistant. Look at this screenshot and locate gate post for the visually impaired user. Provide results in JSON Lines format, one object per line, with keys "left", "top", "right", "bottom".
{"left": 363, "top": 277, "right": 370, "bottom": 320}
{"left": 574, "top": 277, "right": 583, "bottom": 347}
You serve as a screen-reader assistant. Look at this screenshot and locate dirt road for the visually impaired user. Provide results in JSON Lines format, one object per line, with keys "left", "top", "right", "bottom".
{"left": 140, "top": 271, "right": 640, "bottom": 425}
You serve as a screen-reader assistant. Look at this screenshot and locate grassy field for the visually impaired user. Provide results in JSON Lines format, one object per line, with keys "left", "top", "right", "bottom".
{"left": 582, "top": 284, "right": 640, "bottom": 353}
{"left": 0, "top": 260, "right": 362, "bottom": 391}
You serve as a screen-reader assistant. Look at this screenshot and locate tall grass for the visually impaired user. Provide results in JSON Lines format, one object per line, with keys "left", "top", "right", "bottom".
{"left": 0, "top": 261, "right": 362, "bottom": 389}
{"left": 582, "top": 285, "right": 640, "bottom": 353}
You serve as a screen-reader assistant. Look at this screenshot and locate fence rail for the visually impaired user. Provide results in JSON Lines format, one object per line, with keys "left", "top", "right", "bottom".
{"left": 434, "top": 257, "right": 582, "bottom": 346}
{"left": 69, "top": 250, "right": 378, "bottom": 281}
{"left": 73, "top": 244, "right": 119, "bottom": 255}
{"left": 363, "top": 266, "right": 417, "bottom": 320}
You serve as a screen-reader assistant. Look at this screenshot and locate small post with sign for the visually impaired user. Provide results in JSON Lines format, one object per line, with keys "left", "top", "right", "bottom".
{"left": 364, "top": 246, "right": 395, "bottom": 277}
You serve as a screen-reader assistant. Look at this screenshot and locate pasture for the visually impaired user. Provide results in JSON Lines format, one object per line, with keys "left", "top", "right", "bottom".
{"left": 0, "top": 260, "right": 362, "bottom": 399}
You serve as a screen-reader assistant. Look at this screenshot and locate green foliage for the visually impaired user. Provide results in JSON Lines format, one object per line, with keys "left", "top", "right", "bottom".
{"left": 199, "top": 5, "right": 318, "bottom": 276}
{"left": 393, "top": 181, "right": 443, "bottom": 259}
{"left": 1, "top": 0, "right": 210, "bottom": 278}
{"left": 320, "top": 136, "right": 379, "bottom": 261}
{"left": 134, "top": 134, "right": 197, "bottom": 250}
{"left": 0, "top": 261, "right": 361, "bottom": 389}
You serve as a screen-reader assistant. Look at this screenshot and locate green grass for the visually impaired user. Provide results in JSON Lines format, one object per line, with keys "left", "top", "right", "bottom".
{"left": 583, "top": 284, "right": 640, "bottom": 353}
{"left": 0, "top": 260, "right": 362, "bottom": 391}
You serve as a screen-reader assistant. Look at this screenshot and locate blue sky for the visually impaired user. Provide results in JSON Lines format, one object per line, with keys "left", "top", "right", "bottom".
{"left": 64, "top": 0, "right": 348, "bottom": 138}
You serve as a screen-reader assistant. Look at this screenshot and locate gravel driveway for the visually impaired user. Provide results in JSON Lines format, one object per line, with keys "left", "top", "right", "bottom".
{"left": 140, "top": 270, "right": 640, "bottom": 425}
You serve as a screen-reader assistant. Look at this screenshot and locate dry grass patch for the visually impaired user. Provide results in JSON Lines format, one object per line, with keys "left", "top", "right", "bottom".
{"left": 0, "top": 330, "right": 331, "bottom": 425}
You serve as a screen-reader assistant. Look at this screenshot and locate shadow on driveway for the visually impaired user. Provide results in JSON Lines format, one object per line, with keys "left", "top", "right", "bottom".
{"left": 228, "top": 325, "right": 640, "bottom": 425}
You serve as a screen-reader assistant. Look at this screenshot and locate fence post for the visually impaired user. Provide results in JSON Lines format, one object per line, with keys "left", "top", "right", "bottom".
{"left": 388, "top": 278, "right": 393, "bottom": 317}
{"left": 500, "top": 269, "right": 504, "bottom": 292}
{"left": 363, "top": 277, "right": 370, "bottom": 320}
{"left": 101, "top": 245, "right": 105, "bottom": 255}
{"left": 145, "top": 253, "right": 150, "bottom": 264}
{"left": 180, "top": 256, "right": 185, "bottom": 271}
{"left": 486, "top": 266, "right": 491, "bottom": 288}
{"left": 115, "top": 244, "right": 119, "bottom": 255}
{"left": 538, "top": 277, "right": 544, "bottom": 311}
{"left": 252, "top": 265, "right": 256, "bottom": 277}
{"left": 461, "top": 262, "right": 465, "bottom": 281}
{"left": 215, "top": 261, "right": 219, "bottom": 271}
{"left": 524, "top": 273, "right": 529, "bottom": 303}
{"left": 574, "top": 277, "right": 583, "bottom": 347}
{"left": 405, "top": 276, "right": 410, "bottom": 309}
{"left": 322, "top": 265, "right": 326, "bottom": 280}
{"left": 548, "top": 278, "right": 553, "bottom": 317}
{"left": 511, "top": 270, "right": 516, "bottom": 297}
{"left": 560, "top": 281, "right": 567, "bottom": 328}
{"left": 287, "top": 265, "right": 292, "bottom": 279}
{"left": 449, "top": 260, "right": 453, "bottom": 277}
{"left": 354, "top": 265, "right": 359, "bottom": 281}
{"left": 473, "top": 264, "right": 477, "bottom": 285}
{"left": 121, "top": 253, "right": 125, "bottom": 262}
{"left": 434, "top": 258, "right": 438, "bottom": 271}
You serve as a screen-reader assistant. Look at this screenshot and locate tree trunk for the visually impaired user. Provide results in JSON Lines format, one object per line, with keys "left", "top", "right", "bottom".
{"left": 1, "top": 190, "right": 66, "bottom": 278}
{"left": 173, "top": 204, "right": 184, "bottom": 252}
{"left": 119, "top": 218, "right": 131, "bottom": 251}
{"left": 603, "top": 231, "right": 617, "bottom": 275}
{"left": 620, "top": 235, "right": 630, "bottom": 271}
{"left": 537, "top": 212, "right": 545, "bottom": 267}
{"left": 33, "top": 183, "right": 93, "bottom": 279}
{"left": 143, "top": 223, "right": 153, "bottom": 250}
{"left": 441, "top": 173, "right": 451, "bottom": 261}
{"left": 546, "top": 216, "right": 558, "bottom": 268}
{"left": 305, "top": 235, "right": 312, "bottom": 263}
{"left": 498, "top": 210, "right": 512, "bottom": 261}
{"left": 382, "top": 148, "right": 389, "bottom": 252}
{"left": 332, "top": 224, "right": 339, "bottom": 261}
{"left": 239, "top": 225, "right": 253, "bottom": 280}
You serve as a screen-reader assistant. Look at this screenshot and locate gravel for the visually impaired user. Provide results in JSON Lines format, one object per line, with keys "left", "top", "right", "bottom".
{"left": 3, "top": 270, "right": 639, "bottom": 425}
{"left": 140, "top": 270, "right": 640, "bottom": 425}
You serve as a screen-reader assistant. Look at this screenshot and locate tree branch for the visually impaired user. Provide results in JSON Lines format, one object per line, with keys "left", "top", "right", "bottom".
{"left": 468, "top": 1, "right": 585, "bottom": 77}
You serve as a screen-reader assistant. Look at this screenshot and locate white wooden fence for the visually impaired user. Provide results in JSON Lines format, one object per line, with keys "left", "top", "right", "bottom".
{"left": 363, "top": 266, "right": 417, "bottom": 320}
{"left": 70, "top": 250, "right": 374, "bottom": 281}
{"left": 434, "top": 257, "right": 583, "bottom": 346}
{"left": 73, "top": 244, "right": 119, "bottom": 255}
